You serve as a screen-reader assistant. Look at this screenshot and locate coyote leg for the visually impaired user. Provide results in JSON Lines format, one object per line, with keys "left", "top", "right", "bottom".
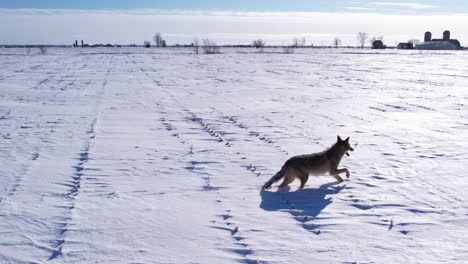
{"left": 279, "top": 169, "right": 296, "bottom": 187}
{"left": 299, "top": 174, "right": 309, "bottom": 189}
{"left": 331, "top": 168, "right": 350, "bottom": 178}
{"left": 332, "top": 174, "right": 344, "bottom": 182}
{"left": 336, "top": 168, "right": 350, "bottom": 178}
{"left": 279, "top": 177, "right": 294, "bottom": 187}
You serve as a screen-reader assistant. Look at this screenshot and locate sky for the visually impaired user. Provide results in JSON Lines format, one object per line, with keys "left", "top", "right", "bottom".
{"left": 1, "top": 1, "right": 468, "bottom": 46}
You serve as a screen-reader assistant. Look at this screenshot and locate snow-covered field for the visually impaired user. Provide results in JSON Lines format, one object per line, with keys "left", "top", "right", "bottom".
{"left": 0, "top": 47, "right": 467, "bottom": 263}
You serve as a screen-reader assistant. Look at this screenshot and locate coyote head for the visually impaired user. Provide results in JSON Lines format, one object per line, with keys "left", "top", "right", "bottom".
{"left": 337, "top": 135, "right": 354, "bottom": 156}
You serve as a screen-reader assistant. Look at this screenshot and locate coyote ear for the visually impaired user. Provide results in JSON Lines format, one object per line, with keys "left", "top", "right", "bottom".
{"left": 345, "top": 137, "right": 350, "bottom": 142}
{"left": 337, "top": 135, "right": 342, "bottom": 142}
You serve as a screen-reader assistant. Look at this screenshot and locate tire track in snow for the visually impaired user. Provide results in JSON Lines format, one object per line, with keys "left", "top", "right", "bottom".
{"left": 133, "top": 59, "right": 221, "bottom": 193}
{"left": 0, "top": 54, "right": 113, "bottom": 262}
{"left": 3, "top": 56, "right": 65, "bottom": 83}
{"left": 132, "top": 55, "right": 267, "bottom": 262}
{"left": 131, "top": 65, "right": 263, "bottom": 262}
{"left": 0, "top": 109, "right": 11, "bottom": 120}
{"left": 130, "top": 54, "right": 234, "bottom": 195}
{"left": 47, "top": 59, "right": 111, "bottom": 260}
{"left": 130, "top": 56, "right": 193, "bottom": 151}
{"left": 48, "top": 118, "right": 97, "bottom": 260}
{"left": 24, "top": 55, "right": 84, "bottom": 91}
{"left": 0, "top": 60, "right": 92, "bottom": 207}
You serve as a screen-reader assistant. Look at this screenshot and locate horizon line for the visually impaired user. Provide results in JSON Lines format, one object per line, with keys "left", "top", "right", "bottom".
{"left": 1, "top": 7, "right": 468, "bottom": 17}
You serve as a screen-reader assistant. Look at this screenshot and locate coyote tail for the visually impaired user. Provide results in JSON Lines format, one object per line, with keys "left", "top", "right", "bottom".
{"left": 262, "top": 166, "right": 286, "bottom": 189}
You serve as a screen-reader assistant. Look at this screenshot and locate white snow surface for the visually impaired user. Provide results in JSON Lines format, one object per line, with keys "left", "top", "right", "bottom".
{"left": 0, "top": 47, "right": 467, "bottom": 264}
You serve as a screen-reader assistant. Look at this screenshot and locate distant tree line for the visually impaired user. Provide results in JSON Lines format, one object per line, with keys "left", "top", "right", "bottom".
{"left": 153, "top": 32, "right": 167, "bottom": 47}
{"left": 138, "top": 31, "right": 421, "bottom": 51}
{"left": 12, "top": 31, "right": 424, "bottom": 51}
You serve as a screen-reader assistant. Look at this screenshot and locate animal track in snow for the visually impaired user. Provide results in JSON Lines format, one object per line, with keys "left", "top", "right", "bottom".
{"left": 223, "top": 115, "right": 288, "bottom": 155}
{"left": 209, "top": 210, "right": 261, "bottom": 263}
{"left": 187, "top": 112, "right": 232, "bottom": 147}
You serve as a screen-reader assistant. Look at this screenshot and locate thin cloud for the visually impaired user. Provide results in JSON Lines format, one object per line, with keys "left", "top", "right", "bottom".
{"left": 370, "top": 2, "right": 438, "bottom": 9}
{"left": 344, "top": 6, "right": 374, "bottom": 11}
{"left": 345, "top": 2, "right": 439, "bottom": 12}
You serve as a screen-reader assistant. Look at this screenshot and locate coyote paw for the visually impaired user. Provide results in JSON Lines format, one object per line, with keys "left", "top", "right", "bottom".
{"left": 346, "top": 171, "right": 350, "bottom": 178}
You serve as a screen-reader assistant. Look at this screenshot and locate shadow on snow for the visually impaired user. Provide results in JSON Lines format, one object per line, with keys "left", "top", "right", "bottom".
{"left": 259, "top": 182, "right": 345, "bottom": 234}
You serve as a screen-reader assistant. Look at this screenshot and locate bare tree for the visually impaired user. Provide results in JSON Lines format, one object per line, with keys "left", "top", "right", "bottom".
{"left": 202, "top": 39, "right": 220, "bottom": 54}
{"left": 153, "top": 32, "right": 163, "bottom": 47}
{"left": 357, "top": 32, "right": 369, "bottom": 49}
{"left": 143, "top": 40, "right": 151, "bottom": 48}
{"left": 369, "top": 36, "right": 384, "bottom": 45}
{"left": 38, "top": 46, "right": 47, "bottom": 55}
{"left": 333, "top": 37, "right": 342, "bottom": 48}
{"left": 193, "top": 37, "right": 200, "bottom": 54}
{"left": 299, "top": 37, "right": 306, "bottom": 47}
{"left": 252, "top": 39, "right": 265, "bottom": 49}
{"left": 291, "top": 37, "right": 306, "bottom": 48}
{"left": 161, "top": 40, "right": 167, "bottom": 47}
{"left": 292, "top": 38, "right": 299, "bottom": 48}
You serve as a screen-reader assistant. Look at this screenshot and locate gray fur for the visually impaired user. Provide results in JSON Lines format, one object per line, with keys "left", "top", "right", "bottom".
{"left": 262, "top": 136, "right": 354, "bottom": 189}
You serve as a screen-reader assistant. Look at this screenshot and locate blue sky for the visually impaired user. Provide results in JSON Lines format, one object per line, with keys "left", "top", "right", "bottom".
{"left": 1, "top": 1, "right": 468, "bottom": 45}
{"left": 0, "top": 0, "right": 466, "bottom": 13}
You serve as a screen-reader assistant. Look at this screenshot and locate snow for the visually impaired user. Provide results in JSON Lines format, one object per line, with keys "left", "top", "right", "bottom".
{"left": 0, "top": 47, "right": 467, "bottom": 263}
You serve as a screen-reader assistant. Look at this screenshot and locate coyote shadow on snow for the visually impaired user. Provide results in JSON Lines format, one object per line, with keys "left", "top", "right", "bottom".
{"left": 260, "top": 182, "right": 345, "bottom": 234}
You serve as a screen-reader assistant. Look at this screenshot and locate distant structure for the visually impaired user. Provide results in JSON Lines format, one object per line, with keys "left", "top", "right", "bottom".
{"left": 397, "top": 42, "right": 414, "bottom": 49}
{"left": 371, "top": 40, "right": 386, "bottom": 49}
{"left": 82, "top": 43, "right": 114, "bottom": 48}
{"left": 424, "top": 31, "right": 432, "bottom": 42}
{"left": 416, "top": 30, "right": 462, "bottom": 50}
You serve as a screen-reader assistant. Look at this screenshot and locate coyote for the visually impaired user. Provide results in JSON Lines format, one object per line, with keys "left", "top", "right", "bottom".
{"left": 262, "top": 136, "right": 354, "bottom": 189}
